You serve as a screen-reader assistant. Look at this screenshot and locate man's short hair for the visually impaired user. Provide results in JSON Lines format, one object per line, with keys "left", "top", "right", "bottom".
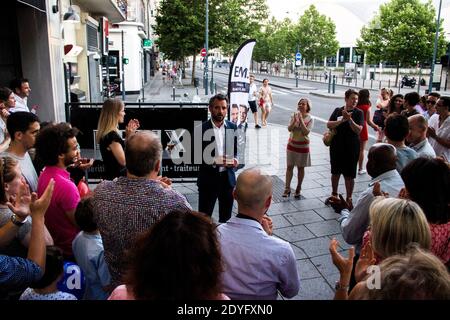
{"left": 428, "top": 92, "right": 440, "bottom": 99}
{"left": 404, "top": 92, "right": 420, "bottom": 106}
{"left": 125, "top": 131, "right": 162, "bottom": 177}
{"left": 9, "top": 78, "right": 29, "bottom": 91}
{"left": 409, "top": 114, "right": 427, "bottom": 131}
{"left": 35, "top": 123, "right": 79, "bottom": 166}
{"left": 6, "top": 111, "right": 39, "bottom": 141}
{"left": 385, "top": 114, "right": 409, "bottom": 142}
{"left": 75, "top": 197, "right": 97, "bottom": 232}
{"left": 208, "top": 93, "right": 228, "bottom": 108}
{"left": 439, "top": 96, "right": 450, "bottom": 111}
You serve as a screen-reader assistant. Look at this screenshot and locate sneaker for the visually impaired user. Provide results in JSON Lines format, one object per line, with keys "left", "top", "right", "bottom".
{"left": 255, "top": 124, "right": 261, "bottom": 129}
{"left": 358, "top": 169, "right": 367, "bottom": 175}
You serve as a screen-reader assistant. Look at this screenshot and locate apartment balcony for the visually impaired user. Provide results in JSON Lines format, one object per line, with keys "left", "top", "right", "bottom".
{"left": 75, "top": 0, "right": 126, "bottom": 23}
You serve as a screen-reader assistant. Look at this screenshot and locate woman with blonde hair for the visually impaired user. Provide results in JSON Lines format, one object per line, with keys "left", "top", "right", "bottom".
{"left": 283, "top": 98, "right": 314, "bottom": 198}
{"left": 96, "top": 98, "right": 139, "bottom": 180}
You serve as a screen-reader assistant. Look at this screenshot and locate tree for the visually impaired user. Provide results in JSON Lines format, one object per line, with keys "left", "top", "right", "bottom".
{"left": 154, "top": 0, "right": 269, "bottom": 83}
{"left": 293, "top": 5, "right": 339, "bottom": 73}
{"left": 357, "top": 0, "right": 447, "bottom": 85}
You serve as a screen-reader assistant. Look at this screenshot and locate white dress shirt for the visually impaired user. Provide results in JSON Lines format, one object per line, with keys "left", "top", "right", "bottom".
{"left": 339, "top": 169, "right": 404, "bottom": 253}
{"left": 9, "top": 94, "right": 30, "bottom": 113}
{"left": 410, "top": 138, "right": 436, "bottom": 158}
{"left": 218, "top": 216, "right": 300, "bottom": 300}
{"left": 428, "top": 114, "right": 450, "bottom": 161}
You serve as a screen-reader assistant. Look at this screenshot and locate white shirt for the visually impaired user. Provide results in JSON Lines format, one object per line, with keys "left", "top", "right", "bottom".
{"left": 428, "top": 114, "right": 450, "bottom": 161}
{"left": 218, "top": 216, "right": 300, "bottom": 300}
{"left": 410, "top": 138, "right": 436, "bottom": 158}
{"left": 212, "top": 119, "right": 226, "bottom": 172}
{"left": 248, "top": 83, "right": 257, "bottom": 101}
{"left": 9, "top": 94, "right": 29, "bottom": 113}
{"left": 339, "top": 169, "right": 404, "bottom": 253}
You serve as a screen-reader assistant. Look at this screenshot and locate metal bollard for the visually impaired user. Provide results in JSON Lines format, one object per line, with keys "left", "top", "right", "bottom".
{"left": 173, "top": 86, "right": 175, "bottom": 101}
{"left": 355, "top": 77, "right": 358, "bottom": 87}
{"left": 215, "top": 83, "right": 217, "bottom": 94}
{"left": 363, "top": 79, "right": 365, "bottom": 88}
{"left": 332, "top": 76, "right": 336, "bottom": 94}
{"left": 328, "top": 74, "right": 332, "bottom": 93}
{"left": 342, "top": 76, "right": 344, "bottom": 85}
{"left": 379, "top": 81, "right": 382, "bottom": 89}
{"left": 196, "top": 87, "right": 199, "bottom": 95}
{"left": 398, "top": 81, "right": 401, "bottom": 93}
{"left": 388, "top": 79, "right": 390, "bottom": 88}
{"left": 371, "top": 80, "right": 373, "bottom": 89}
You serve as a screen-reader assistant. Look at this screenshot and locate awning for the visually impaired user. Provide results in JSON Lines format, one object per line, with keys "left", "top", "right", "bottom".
{"left": 16, "top": 0, "right": 46, "bottom": 13}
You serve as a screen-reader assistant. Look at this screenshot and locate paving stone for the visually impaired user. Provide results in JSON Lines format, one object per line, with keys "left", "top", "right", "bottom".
{"left": 314, "top": 207, "right": 341, "bottom": 220}
{"left": 293, "top": 237, "right": 332, "bottom": 258}
{"left": 296, "top": 259, "right": 322, "bottom": 280}
{"left": 271, "top": 214, "right": 292, "bottom": 229}
{"left": 273, "top": 225, "right": 315, "bottom": 242}
{"left": 299, "top": 187, "right": 332, "bottom": 199}
{"left": 291, "top": 199, "right": 328, "bottom": 211}
{"left": 284, "top": 210, "right": 324, "bottom": 225}
{"left": 267, "top": 202, "right": 300, "bottom": 216}
{"left": 288, "top": 277, "right": 335, "bottom": 300}
{"left": 310, "top": 254, "right": 339, "bottom": 276}
{"left": 290, "top": 244, "right": 308, "bottom": 260}
{"left": 322, "top": 272, "right": 340, "bottom": 290}
{"left": 305, "top": 220, "right": 342, "bottom": 237}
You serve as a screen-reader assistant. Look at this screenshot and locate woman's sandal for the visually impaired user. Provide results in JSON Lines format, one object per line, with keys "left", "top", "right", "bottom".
{"left": 294, "top": 186, "right": 301, "bottom": 199}
{"left": 282, "top": 188, "right": 291, "bottom": 197}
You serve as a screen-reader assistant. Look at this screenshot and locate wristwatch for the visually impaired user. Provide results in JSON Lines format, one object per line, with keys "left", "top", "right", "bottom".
{"left": 10, "top": 214, "right": 27, "bottom": 227}
{"left": 335, "top": 281, "right": 350, "bottom": 291}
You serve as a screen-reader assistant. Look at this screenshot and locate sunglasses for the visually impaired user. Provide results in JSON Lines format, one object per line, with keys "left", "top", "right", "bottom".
{"left": 426, "top": 100, "right": 436, "bottom": 105}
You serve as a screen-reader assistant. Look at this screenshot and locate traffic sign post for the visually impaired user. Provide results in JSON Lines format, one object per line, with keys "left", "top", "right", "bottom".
{"left": 295, "top": 51, "right": 302, "bottom": 88}
{"left": 143, "top": 39, "right": 153, "bottom": 49}
{"left": 200, "top": 48, "right": 207, "bottom": 57}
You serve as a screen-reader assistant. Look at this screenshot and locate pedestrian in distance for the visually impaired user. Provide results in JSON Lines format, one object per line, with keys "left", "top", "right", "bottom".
{"left": 259, "top": 79, "right": 273, "bottom": 127}
{"left": 283, "top": 98, "right": 314, "bottom": 199}
{"left": 247, "top": 75, "right": 260, "bottom": 129}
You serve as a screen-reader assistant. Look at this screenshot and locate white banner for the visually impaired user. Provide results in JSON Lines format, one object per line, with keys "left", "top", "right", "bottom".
{"left": 227, "top": 39, "right": 256, "bottom": 168}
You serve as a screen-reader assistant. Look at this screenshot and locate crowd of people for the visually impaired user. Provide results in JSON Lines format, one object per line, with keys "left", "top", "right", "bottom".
{"left": 0, "top": 74, "right": 448, "bottom": 301}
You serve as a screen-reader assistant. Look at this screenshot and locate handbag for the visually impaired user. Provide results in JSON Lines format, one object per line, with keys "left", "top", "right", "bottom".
{"left": 259, "top": 97, "right": 264, "bottom": 107}
{"left": 322, "top": 129, "right": 336, "bottom": 147}
{"left": 373, "top": 109, "right": 385, "bottom": 127}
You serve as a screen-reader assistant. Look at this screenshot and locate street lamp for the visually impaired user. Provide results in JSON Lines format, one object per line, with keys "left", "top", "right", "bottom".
{"left": 428, "top": 0, "right": 442, "bottom": 93}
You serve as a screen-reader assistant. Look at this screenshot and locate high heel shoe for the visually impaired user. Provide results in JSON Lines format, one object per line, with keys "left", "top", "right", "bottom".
{"left": 282, "top": 188, "right": 291, "bottom": 197}
{"left": 294, "top": 186, "right": 301, "bottom": 199}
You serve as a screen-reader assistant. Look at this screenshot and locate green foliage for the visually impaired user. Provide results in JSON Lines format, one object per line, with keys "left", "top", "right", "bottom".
{"left": 357, "top": 0, "right": 447, "bottom": 67}
{"left": 293, "top": 5, "right": 339, "bottom": 65}
{"left": 154, "top": 0, "right": 269, "bottom": 60}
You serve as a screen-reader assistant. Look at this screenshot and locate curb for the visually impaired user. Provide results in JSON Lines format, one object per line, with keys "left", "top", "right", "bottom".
{"left": 309, "top": 91, "right": 343, "bottom": 99}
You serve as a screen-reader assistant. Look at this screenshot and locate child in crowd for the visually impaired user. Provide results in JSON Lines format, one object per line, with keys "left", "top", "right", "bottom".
{"left": 19, "top": 246, "right": 77, "bottom": 300}
{"left": 72, "top": 197, "right": 111, "bottom": 300}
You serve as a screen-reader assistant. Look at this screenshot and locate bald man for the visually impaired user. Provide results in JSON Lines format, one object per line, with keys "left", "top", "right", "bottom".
{"left": 331, "top": 143, "right": 404, "bottom": 253}
{"left": 217, "top": 168, "right": 299, "bottom": 300}
{"left": 93, "top": 131, "right": 192, "bottom": 287}
{"left": 407, "top": 114, "right": 436, "bottom": 158}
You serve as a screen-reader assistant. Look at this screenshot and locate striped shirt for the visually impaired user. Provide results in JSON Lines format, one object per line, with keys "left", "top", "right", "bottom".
{"left": 287, "top": 115, "right": 313, "bottom": 154}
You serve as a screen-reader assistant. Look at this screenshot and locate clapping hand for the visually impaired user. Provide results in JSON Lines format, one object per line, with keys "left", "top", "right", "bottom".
{"left": 328, "top": 194, "right": 351, "bottom": 213}
{"left": 372, "top": 181, "right": 389, "bottom": 197}
{"left": 426, "top": 127, "right": 437, "bottom": 139}
{"left": 6, "top": 180, "right": 32, "bottom": 219}
{"left": 125, "top": 119, "right": 140, "bottom": 137}
{"left": 354, "top": 241, "right": 376, "bottom": 282}
{"left": 156, "top": 176, "right": 172, "bottom": 189}
{"left": 329, "top": 239, "right": 355, "bottom": 277}
{"left": 261, "top": 215, "right": 273, "bottom": 235}
{"left": 342, "top": 110, "right": 351, "bottom": 121}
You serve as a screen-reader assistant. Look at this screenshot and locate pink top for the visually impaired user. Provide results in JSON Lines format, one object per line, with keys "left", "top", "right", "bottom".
{"left": 429, "top": 222, "right": 450, "bottom": 264}
{"left": 37, "top": 166, "right": 80, "bottom": 257}
{"left": 108, "top": 285, "right": 230, "bottom": 300}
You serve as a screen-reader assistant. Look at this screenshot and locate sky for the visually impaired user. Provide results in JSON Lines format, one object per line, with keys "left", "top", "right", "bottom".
{"left": 265, "top": 0, "right": 450, "bottom": 44}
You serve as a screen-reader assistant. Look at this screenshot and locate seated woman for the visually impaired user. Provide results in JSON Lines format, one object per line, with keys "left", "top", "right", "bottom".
{"left": 96, "top": 98, "right": 139, "bottom": 180}
{"left": 108, "top": 210, "right": 228, "bottom": 300}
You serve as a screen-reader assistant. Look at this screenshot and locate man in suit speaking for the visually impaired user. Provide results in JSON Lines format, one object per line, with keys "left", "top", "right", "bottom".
{"left": 197, "top": 93, "right": 238, "bottom": 223}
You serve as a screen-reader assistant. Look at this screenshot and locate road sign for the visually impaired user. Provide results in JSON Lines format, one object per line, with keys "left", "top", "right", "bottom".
{"left": 143, "top": 39, "right": 153, "bottom": 49}
{"left": 295, "top": 52, "right": 302, "bottom": 61}
{"left": 200, "top": 48, "right": 207, "bottom": 57}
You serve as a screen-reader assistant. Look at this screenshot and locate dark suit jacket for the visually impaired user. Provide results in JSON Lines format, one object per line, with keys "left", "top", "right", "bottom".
{"left": 197, "top": 119, "right": 238, "bottom": 189}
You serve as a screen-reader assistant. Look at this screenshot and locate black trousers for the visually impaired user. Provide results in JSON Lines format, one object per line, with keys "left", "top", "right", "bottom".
{"left": 198, "top": 171, "right": 234, "bottom": 223}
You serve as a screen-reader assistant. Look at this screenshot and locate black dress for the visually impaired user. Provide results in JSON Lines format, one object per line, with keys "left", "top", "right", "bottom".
{"left": 99, "top": 131, "right": 125, "bottom": 180}
{"left": 329, "top": 107, "right": 364, "bottom": 179}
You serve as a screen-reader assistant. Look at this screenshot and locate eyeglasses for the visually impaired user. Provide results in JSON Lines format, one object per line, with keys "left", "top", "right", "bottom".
{"left": 426, "top": 100, "right": 436, "bottom": 105}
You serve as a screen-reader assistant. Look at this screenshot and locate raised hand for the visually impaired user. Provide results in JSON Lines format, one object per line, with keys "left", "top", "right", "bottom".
{"left": 261, "top": 215, "right": 273, "bottom": 235}
{"left": 372, "top": 181, "right": 389, "bottom": 197}
{"left": 329, "top": 238, "right": 355, "bottom": 276}
{"left": 7, "top": 181, "right": 32, "bottom": 219}
{"left": 354, "top": 241, "right": 376, "bottom": 282}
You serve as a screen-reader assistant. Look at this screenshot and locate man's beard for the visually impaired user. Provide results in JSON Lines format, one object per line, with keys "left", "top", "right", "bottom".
{"left": 212, "top": 113, "right": 224, "bottom": 122}
{"left": 64, "top": 155, "right": 76, "bottom": 167}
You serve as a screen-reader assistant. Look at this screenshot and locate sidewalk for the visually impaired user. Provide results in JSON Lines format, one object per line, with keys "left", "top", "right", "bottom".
{"left": 171, "top": 124, "right": 372, "bottom": 300}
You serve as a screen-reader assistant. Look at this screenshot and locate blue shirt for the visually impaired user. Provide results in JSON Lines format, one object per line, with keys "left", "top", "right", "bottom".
{"left": 72, "top": 231, "right": 111, "bottom": 300}
{"left": 395, "top": 146, "right": 418, "bottom": 172}
{"left": 0, "top": 255, "right": 42, "bottom": 288}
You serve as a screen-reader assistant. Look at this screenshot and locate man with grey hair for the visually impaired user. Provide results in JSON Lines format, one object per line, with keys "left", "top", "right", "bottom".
{"left": 217, "top": 168, "right": 299, "bottom": 300}
{"left": 330, "top": 143, "right": 404, "bottom": 253}
{"left": 407, "top": 114, "right": 436, "bottom": 158}
{"left": 93, "top": 131, "right": 192, "bottom": 288}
